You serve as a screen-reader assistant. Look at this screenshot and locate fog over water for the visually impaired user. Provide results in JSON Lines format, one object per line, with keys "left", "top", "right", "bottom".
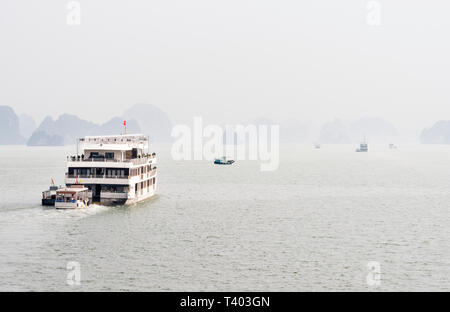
{"left": 0, "top": 145, "right": 449, "bottom": 291}
{"left": 1, "top": 1, "right": 450, "bottom": 135}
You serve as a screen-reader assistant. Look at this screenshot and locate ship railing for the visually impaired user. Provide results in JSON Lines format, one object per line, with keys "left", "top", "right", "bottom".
{"left": 146, "top": 169, "right": 157, "bottom": 178}
{"left": 67, "top": 157, "right": 124, "bottom": 162}
{"left": 67, "top": 154, "right": 156, "bottom": 164}
{"left": 66, "top": 174, "right": 130, "bottom": 179}
{"left": 79, "top": 135, "right": 148, "bottom": 144}
{"left": 130, "top": 155, "right": 156, "bottom": 165}
{"left": 66, "top": 173, "right": 157, "bottom": 179}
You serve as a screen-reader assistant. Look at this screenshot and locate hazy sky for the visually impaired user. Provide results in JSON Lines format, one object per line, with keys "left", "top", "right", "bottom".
{"left": 1, "top": 0, "right": 449, "bottom": 131}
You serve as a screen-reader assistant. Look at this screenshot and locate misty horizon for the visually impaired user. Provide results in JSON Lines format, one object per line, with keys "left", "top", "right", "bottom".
{"left": 1, "top": 1, "right": 450, "bottom": 134}
{"left": 2, "top": 102, "right": 445, "bottom": 145}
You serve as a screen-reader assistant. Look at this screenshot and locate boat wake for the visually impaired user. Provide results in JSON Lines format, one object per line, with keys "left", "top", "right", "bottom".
{"left": 60, "top": 203, "right": 110, "bottom": 218}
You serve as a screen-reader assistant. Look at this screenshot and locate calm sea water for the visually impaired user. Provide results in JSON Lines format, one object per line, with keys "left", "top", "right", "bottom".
{"left": 0, "top": 144, "right": 449, "bottom": 291}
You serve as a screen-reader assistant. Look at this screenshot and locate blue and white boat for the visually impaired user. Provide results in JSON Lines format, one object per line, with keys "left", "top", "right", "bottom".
{"left": 356, "top": 141, "right": 368, "bottom": 152}
{"left": 214, "top": 157, "right": 235, "bottom": 165}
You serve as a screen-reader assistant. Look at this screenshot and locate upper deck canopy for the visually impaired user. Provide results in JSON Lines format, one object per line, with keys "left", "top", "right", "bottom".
{"left": 81, "top": 134, "right": 147, "bottom": 143}
{"left": 57, "top": 187, "right": 89, "bottom": 195}
{"left": 79, "top": 134, "right": 148, "bottom": 151}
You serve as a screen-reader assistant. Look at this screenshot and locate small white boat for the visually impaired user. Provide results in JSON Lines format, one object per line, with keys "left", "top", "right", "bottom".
{"left": 314, "top": 143, "right": 321, "bottom": 149}
{"left": 389, "top": 143, "right": 397, "bottom": 149}
{"left": 55, "top": 185, "right": 90, "bottom": 209}
{"left": 214, "top": 156, "right": 235, "bottom": 165}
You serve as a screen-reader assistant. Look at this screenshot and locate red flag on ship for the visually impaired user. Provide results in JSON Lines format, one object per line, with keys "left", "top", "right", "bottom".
{"left": 51, "top": 178, "right": 55, "bottom": 185}
{"left": 123, "top": 120, "right": 126, "bottom": 126}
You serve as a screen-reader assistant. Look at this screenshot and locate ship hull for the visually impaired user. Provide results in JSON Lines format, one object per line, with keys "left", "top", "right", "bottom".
{"left": 88, "top": 186, "right": 157, "bottom": 206}
{"left": 42, "top": 198, "right": 55, "bottom": 206}
{"left": 55, "top": 201, "right": 89, "bottom": 209}
{"left": 123, "top": 189, "right": 156, "bottom": 205}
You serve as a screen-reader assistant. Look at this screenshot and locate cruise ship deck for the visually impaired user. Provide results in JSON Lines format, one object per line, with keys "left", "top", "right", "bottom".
{"left": 65, "top": 134, "right": 157, "bottom": 205}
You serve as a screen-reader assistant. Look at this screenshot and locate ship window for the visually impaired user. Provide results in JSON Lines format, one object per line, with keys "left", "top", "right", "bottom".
{"left": 105, "top": 152, "right": 114, "bottom": 159}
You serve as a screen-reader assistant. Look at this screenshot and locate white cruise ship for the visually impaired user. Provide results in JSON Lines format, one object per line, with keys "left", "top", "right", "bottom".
{"left": 65, "top": 134, "right": 157, "bottom": 205}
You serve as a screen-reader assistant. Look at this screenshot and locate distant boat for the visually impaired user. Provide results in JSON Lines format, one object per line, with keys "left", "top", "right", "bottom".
{"left": 314, "top": 143, "right": 321, "bottom": 149}
{"left": 214, "top": 157, "right": 235, "bottom": 165}
{"left": 356, "top": 139, "right": 368, "bottom": 152}
{"left": 389, "top": 143, "right": 397, "bottom": 149}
